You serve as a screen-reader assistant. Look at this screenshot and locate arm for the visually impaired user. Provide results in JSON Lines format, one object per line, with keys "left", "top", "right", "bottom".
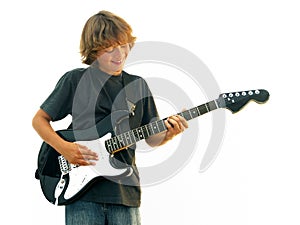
{"left": 145, "top": 115, "right": 188, "bottom": 147}
{"left": 32, "top": 109, "right": 98, "bottom": 166}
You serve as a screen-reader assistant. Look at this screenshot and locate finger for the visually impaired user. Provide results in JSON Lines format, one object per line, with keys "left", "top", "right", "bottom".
{"left": 83, "top": 149, "right": 99, "bottom": 158}
{"left": 176, "top": 115, "right": 189, "bottom": 129}
{"left": 75, "top": 143, "right": 98, "bottom": 158}
{"left": 168, "top": 116, "right": 187, "bottom": 133}
{"left": 72, "top": 145, "right": 98, "bottom": 167}
{"left": 167, "top": 117, "right": 181, "bottom": 131}
{"left": 171, "top": 116, "right": 187, "bottom": 130}
{"left": 77, "top": 159, "right": 97, "bottom": 166}
{"left": 75, "top": 143, "right": 93, "bottom": 154}
{"left": 164, "top": 119, "right": 173, "bottom": 129}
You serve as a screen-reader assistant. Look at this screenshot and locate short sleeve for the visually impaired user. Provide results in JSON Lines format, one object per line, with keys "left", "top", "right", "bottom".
{"left": 40, "top": 69, "right": 82, "bottom": 121}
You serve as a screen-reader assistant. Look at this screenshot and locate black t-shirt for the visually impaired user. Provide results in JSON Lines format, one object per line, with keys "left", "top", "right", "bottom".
{"left": 41, "top": 67, "right": 159, "bottom": 207}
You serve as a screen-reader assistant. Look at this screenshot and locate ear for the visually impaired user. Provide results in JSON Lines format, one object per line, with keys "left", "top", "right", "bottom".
{"left": 129, "top": 42, "right": 135, "bottom": 49}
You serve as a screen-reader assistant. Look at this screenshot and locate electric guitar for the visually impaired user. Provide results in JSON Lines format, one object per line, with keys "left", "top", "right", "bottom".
{"left": 35, "top": 89, "right": 269, "bottom": 205}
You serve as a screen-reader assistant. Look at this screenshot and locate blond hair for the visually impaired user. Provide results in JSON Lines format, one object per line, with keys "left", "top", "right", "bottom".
{"left": 80, "top": 10, "right": 136, "bottom": 65}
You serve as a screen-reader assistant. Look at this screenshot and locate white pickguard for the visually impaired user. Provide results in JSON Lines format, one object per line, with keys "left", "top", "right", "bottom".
{"left": 63, "top": 133, "right": 131, "bottom": 200}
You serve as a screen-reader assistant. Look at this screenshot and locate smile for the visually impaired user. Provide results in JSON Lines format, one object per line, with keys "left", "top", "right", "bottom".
{"left": 112, "top": 60, "right": 123, "bottom": 65}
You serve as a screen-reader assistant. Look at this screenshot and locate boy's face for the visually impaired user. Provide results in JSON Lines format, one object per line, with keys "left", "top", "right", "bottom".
{"left": 96, "top": 43, "right": 130, "bottom": 75}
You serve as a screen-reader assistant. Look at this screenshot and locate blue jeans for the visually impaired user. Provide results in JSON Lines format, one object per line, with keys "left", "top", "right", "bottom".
{"left": 65, "top": 200, "right": 141, "bottom": 225}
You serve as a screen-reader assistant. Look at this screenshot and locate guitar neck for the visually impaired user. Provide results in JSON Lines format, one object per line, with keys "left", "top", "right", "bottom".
{"left": 105, "top": 99, "right": 220, "bottom": 154}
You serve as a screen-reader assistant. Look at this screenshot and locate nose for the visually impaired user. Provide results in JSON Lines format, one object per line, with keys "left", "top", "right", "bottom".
{"left": 113, "top": 46, "right": 123, "bottom": 58}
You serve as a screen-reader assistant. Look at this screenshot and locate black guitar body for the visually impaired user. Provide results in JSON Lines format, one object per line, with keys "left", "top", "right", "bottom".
{"left": 35, "top": 110, "right": 131, "bottom": 205}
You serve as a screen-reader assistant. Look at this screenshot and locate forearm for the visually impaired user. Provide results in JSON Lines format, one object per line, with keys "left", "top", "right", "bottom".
{"left": 32, "top": 109, "right": 68, "bottom": 154}
{"left": 145, "top": 131, "right": 172, "bottom": 147}
{"left": 32, "top": 109, "right": 98, "bottom": 166}
{"left": 145, "top": 115, "right": 189, "bottom": 147}
{"left": 146, "top": 131, "right": 167, "bottom": 147}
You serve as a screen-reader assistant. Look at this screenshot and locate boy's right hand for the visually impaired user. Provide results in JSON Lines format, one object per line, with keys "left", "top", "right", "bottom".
{"left": 60, "top": 141, "right": 99, "bottom": 166}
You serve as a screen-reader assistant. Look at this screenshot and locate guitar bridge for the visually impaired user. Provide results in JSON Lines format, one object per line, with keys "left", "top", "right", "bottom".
{"left": 58, "top": 156, "right": 71, "bottom": 175}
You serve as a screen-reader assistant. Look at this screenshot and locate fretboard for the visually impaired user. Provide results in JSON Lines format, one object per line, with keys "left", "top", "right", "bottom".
{"left": 105, "top": 99, "right": 219, "bottom": 153}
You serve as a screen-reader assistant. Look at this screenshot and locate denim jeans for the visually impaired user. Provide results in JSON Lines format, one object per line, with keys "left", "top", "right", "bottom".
{"left": 65, "top": 200, "right": 141, "bottom": 225}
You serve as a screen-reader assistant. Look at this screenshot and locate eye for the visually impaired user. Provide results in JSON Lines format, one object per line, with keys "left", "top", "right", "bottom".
{"left": 120, "top": 44, "right": 128, "bottom": 48}
{"left": 104, "top": 46, "right": 114, "bottom": 53}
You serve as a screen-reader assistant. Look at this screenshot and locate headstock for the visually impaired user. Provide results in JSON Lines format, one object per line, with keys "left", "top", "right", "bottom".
{"left": 217, "top": 89, "right": 270, "bottom": 113}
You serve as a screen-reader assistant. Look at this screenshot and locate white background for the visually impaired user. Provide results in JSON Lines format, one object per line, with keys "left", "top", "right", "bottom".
{"left": 1, "top": 0, "right": 299, "bottom": 224}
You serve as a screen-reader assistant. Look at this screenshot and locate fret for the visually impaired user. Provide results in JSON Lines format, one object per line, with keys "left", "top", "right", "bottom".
{"left": 124, "top": 132, "right": 132, "bottom": 145}
{"left": 146, "top": 123, "right": 154, "bottom": 136}
{"left": 180, "top": 111, "right": 192, "bottom": 120}
{"left": 116, "top": 134, "right": 125, "bottom": 148}
{"left": 214, "top": 100, "right": 219, "bottom": 109}
{"left": 151, "top": 121, "right": 160, "bottom": 134}
{"left": 208, "top": 100, "right": 218, "bottom": 111}
{"left": 120, "top": 133, "right": 128, "bottom": 146}
{"left": 188, "top": 109, "right": 192, "bottom": 119}
{"left": 109, "top": 139, "right": 114, "bottom": 151}
{"left": 205, "top": 103, "right": 209, "bottom": 112}
{"left": 177, "top": 112, "right": 184, "bottom": 118}
{"left": 137, "top": 127, "right": 145, "bottom": 140}
{"left": 190, "top": 107, "right": 199, "bottom": 118}
{"left": 142, "top": 125, "right": 150, "bottom": 139}
{"left": 196, "top": 105, "right": 201, "bottom": 115}
{"left": 157, "top": 120, "right": 166, "bottom": 132}
{"left": 198, "top": 104, "right": 208, "bottom": 115}
{"left": 127, "top": 130, "right": 135, "bottom": 143}
{"left": 105, "top": 139, "right": 113, "bottom": 153}
{"left": 178, "top": 107, "right": 200, "bottom": 121}
{"left": 111, "top": 137, "right": 119, "bottom": 151}
{"left": 130, "top": 131, "right": 136, "bottom": 143}
{"left": 133, "top": 129, "right": 141, "bottom": 141}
